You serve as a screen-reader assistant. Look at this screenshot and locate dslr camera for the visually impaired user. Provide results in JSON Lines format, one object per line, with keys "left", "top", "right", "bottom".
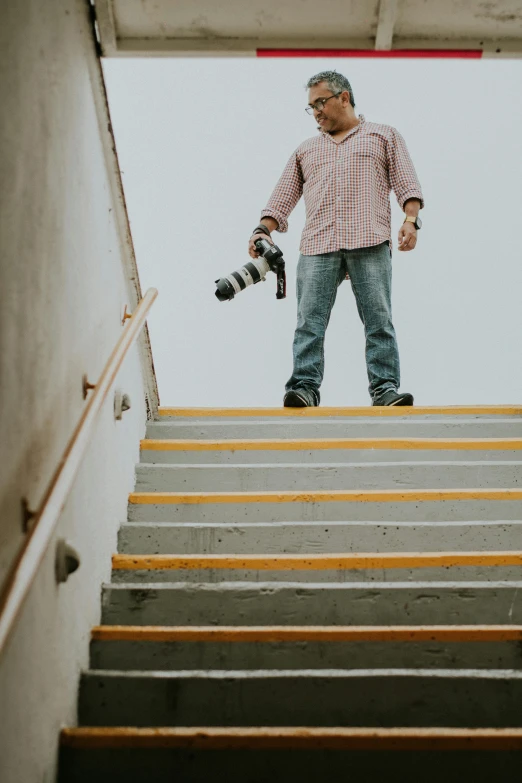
{"left": 215, "top": 226, "right": 286, "bottom": 302}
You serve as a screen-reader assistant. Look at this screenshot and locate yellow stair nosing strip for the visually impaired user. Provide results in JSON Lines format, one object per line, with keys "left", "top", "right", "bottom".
{"left": 157, "top": 405, "right": 522, "bottom": 418}
{"left": 60, "top": 726, "right": 522, "bottom": 750}
{"left": 141, "top": 437, "right": 522, "bottom": 452}
{"left": 128, "top": 488, "right": 522, "bottom": 505}
{"left": 111, "top": 551, "right": 522, "bottom": 571}
{"left": 91, "top": 624, "right": 522, "bottom": 643}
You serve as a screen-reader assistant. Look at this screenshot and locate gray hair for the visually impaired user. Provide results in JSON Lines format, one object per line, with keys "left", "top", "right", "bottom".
{"left": 306, "top": 70, "right": 355, "bottom": 108}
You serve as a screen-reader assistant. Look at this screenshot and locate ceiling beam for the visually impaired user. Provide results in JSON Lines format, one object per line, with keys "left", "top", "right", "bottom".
{"left": 375, "top": 0, "right": 399, "bottom": 51}
{"left": 108, "top": 37, "right": 522, "bottom": 59}
{"left": 94, "top": 0, "right": 117, "bottom": 56}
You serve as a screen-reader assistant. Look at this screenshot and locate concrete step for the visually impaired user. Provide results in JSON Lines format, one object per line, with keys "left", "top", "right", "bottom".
{"left": 78, "top": 668, "right": 522, "bottom": 728}
{"left": 58, "top": 728, "right": 522, "bottom": 783}
{"left": 146, "top": 418, "right": 522, "bottom": 440}
{"left": 90, "top": 625, "right": 522, "bottom": 671}
{"left": 134, "top": 462, "right": 522, "bottom": 492}
{"left": 110, "top": 567, "right": 522, "bottom": 583}
{"left": 101, "top": 582, "right": 522, "bottom": 627}
{"left": 109, "top": 551, "right": 522, "bottom": 584}
{"left": 118, "top": 520, "right": 522, "bottom": 555}
{"left": 59, "top": 403, "right": 522, "bottom": 783}
{"left": 140, "top": 438, "right": 522, "bottom": 464}
{"left": 127, "top": 491, "right": 522, "bottom": 523}
{"left": 156, "top": 406, "right": 522, "bottom": 419}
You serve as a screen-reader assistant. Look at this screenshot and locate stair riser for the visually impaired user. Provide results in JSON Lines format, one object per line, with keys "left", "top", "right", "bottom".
{"left": 134, "top": 463, "right": 522, "bottom": 492}
{"left": 127, "top": 499, "right": 522, "bottom": 523}
{"left": 146, "top": 420, "right": 522, "bottom": 440}
{"left": 78, "top": 672, "right": 522, "bottom": 728}
{"left": 58, "top": 747, "right": 522, "bottom": 783}
{"left": 111, "top": 566, "right": 522, "bottom": 584}
{"left": 118, "top": 521, "right": 522, "bottom": 555}
{"left": 101, "top": 584, "right": 522, "bottom": 626}
{"left": 141, "top": 448, "right": 522, "bottom": 464}
{"left": 90, "top": 639, "right": 522, "bottom": 671}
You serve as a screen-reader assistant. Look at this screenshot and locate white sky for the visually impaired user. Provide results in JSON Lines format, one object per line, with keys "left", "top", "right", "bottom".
{"left": 103, "top": 57, "right": 522, "bottom": 407}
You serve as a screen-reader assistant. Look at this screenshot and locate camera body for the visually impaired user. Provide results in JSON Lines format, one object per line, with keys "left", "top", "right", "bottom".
{"left": 215, "top": 238, "right": 286, "bottom": 302}
{"left": 254, "top": 238, "right": 283, "bottom": 271}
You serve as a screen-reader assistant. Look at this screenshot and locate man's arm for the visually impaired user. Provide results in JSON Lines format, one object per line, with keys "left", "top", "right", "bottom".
{"left": 248, "top": 216, "right": 279, "bottom": 258}
{"left": 386, "top": 128, "right": 424, "bottom": 213}
{"left": 398, "top": 197, "right": 422, "bottom": 252}
{"left": 261, "top": 149, "right": 303, "bottom": 233}
{"left": 248, "top": 150, "right": 303, "bottom": 258}
{"left": 387, "top": 128, "right": 424, "bottom": 253}
{"left": 404, "top": 198, "right": 421, "bottom": 219}
{"left": 259, "top": 216, "right": 279, "bottom": 233}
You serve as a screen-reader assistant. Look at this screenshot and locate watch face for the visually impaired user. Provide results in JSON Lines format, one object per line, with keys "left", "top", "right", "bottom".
{"left": 416, "top": 216, "right": 422, "bottom": 229}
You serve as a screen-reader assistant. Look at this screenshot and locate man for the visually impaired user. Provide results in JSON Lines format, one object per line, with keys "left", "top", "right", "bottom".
{"left": 248, "top": 70, "right": 424, "bottom": 407}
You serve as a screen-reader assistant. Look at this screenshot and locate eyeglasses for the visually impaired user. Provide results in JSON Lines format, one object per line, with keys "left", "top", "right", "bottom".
{"left": 305, "top": 93, "right": 341, "bottom": 115}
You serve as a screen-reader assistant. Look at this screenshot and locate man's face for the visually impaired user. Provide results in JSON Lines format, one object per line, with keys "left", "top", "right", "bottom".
{"left": 308, "top": 82, "right": 347, "bottom": 132}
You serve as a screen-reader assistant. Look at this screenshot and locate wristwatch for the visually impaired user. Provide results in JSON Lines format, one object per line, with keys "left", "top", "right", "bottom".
{"left": 403, "top": 215, "right": 422, "bottom": 230}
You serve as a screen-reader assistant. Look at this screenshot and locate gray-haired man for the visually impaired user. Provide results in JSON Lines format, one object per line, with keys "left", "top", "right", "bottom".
{"left": 248, "top": 71, "right": 424, "bottom": 407}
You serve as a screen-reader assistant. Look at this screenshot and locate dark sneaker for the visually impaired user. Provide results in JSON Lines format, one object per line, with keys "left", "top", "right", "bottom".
{"left": 373, "top": 390, "right": 414, "bottom": 407}
{"left": 284, "top": 388, "right": 319, "bottom": 407}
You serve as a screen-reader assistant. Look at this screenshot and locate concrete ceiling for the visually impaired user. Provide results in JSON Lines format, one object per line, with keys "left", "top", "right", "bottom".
{"left": 94, "top": 0, "right": 522, "bottom": 57}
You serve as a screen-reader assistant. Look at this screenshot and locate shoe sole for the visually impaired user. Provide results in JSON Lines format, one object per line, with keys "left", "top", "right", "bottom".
{"left": 388, "top": 393, "right": 414, "bottom": 407}
{"left": 284, "top": 391, "right": 310, "bottom": 408}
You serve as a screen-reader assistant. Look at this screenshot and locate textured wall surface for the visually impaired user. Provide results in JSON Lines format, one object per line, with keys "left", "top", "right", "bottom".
{"left": 0, "top": 1, "right": 156, "bottom": 780}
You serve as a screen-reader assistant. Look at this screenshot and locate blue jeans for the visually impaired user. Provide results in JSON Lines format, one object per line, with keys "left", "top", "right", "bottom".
{"left": 285, "top": 241, "right": 400, "bottom": 404}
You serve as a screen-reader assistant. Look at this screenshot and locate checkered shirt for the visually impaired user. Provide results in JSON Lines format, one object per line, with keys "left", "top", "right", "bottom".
{"left": 260, "top": 115, "right": 424, "bottom": 256}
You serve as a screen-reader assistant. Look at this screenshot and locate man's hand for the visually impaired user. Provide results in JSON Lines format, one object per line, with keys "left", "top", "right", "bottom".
{"left": 398, "top": 221, "right": 417, "bottom": 252}
{"left": 248, "top": 232, "right": 274, "bottom": 259}
{"left": 248, "top": 217, "right": 279, "bottom": 258}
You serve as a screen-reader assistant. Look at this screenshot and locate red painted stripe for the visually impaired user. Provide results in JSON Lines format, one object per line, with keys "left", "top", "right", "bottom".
{"left": 257, "top": 49, "right": 483, "bottom": 59}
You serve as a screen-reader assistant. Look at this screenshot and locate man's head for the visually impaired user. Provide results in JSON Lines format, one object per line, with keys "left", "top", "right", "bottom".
{"left": 306, "top": 71, "right": 356, "bottom": 133}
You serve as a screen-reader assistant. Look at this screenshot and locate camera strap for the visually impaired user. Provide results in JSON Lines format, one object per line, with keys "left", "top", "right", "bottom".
{"left": 276, "top": 264, "right": 286, "bottom": 300}
{"left": 252, "top": 224, "right": 271, "bottom": 238}
{"left": 252, "top": 226, "right": 286, "bottom": 300}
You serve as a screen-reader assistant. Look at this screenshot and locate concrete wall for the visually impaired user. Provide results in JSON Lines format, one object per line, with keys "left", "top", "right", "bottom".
{"left": 0, "top": 1, "right": 158, "bottom": 780}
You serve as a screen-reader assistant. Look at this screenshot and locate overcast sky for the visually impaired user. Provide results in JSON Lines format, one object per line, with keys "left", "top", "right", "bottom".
{"left": 103, "top": 57, "right": 522, "bottom": 407}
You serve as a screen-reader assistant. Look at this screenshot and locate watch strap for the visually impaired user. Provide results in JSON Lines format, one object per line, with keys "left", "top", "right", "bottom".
{"left": 252, "top": 223, "right": 271, "bottom": 237}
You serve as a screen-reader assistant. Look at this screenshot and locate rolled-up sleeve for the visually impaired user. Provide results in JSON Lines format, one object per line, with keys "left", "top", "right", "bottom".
{"left": 260, "top": 150, "right": 304, "bottom": 233}
{"left": 386, "top": 128, "right": 424, "bottom": 210}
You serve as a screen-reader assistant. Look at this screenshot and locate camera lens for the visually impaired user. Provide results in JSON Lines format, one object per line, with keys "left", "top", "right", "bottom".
{"left": 215, "top": 277, "right": 236, "bottom": 301}
{"left": 214, "top": 258, "right": 271, "bottom": 302}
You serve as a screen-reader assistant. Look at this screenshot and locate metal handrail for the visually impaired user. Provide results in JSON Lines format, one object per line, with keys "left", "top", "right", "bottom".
{"left": 0, "top": 287, "right": 158, "bottom": 655}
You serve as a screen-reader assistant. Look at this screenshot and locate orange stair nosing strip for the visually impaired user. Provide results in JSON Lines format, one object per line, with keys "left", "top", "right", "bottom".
{"left": 60, "top": 726, "right": 522, "bottom": 750}
{"left": 111, "top": 551, "right": 522, "bottom": 571}
{"left": 141, "top": 437, "right": 522, "bottom": 452}
{"left": 128, "top": 488, "right": 522, "bottom": 505}
{"left": 157, "top": 405, "right": 522, "bottom": 418}
{"left": 91, "top": 624, "right": 522, "bottom": 643}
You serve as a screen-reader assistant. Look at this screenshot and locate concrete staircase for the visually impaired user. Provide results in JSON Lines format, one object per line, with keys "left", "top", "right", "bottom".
{"left": 59, "top": 406, "right": 522, "bottom": 782}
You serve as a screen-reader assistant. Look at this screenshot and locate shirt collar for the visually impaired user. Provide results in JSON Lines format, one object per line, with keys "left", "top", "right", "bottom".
{"left": 321, "top": 114, "right": 365, "bottom": 139}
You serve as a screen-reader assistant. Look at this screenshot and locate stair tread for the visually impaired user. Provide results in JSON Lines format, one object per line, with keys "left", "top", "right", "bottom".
{"left": 104, "top": 579, "right": 522, "bottom": 588}
{"left": 129, "top": 488, "right": 522, "bottom": 503}
{"left": 82, "top": 667, "right": 522, "bottom": 678}
{"left": 121, "top": 519, "right": 522, "bottom": 525}
{"left": 111, "top": 551, "right": 522, "bottom": 570}
{"left": 60, "top": 724, "right": 522, "bottom": 750}
{"left": 142, "top": 437, "right": 522, "bottom": 450}
{"left": 157, "top": 406, "right": 522, "bottom": 417}
{"left": 91, "top": 624, "right": 522, "bottom": 641}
